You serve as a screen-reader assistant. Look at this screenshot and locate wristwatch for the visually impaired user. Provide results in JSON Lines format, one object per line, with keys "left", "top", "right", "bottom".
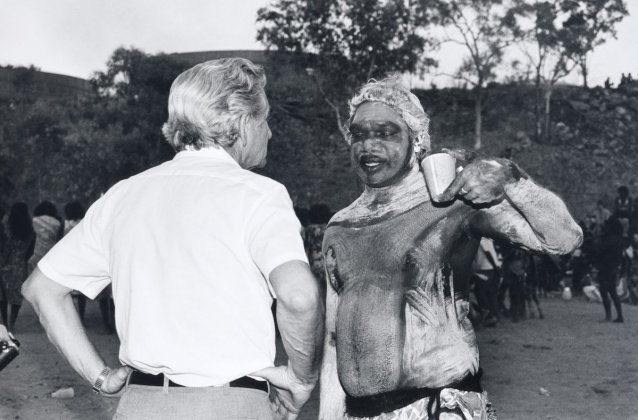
{"left": 92, "top": 367, "right": 112, "bottom": 394}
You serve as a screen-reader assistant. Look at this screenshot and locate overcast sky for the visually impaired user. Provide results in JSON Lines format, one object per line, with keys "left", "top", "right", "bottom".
{"left": 1, "top": 0, "right": 636, "bottom": 87}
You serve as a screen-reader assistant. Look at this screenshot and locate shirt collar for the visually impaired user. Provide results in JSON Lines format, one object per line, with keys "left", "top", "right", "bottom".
{"left": 174, "top": 146, "right": 240, "bottom": 167}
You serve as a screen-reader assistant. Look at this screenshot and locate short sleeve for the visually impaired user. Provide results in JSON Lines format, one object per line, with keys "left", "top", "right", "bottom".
{"left": 246, "top": 185, "right": 308, "bottom": 281}
{"left": 38, "top": 196, "right": 111, "bottom": 299}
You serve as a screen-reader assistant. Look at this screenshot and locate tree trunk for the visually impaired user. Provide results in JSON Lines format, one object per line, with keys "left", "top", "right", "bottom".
{"left": 543, "top": 85, "right": 553, "bottom": 143}
{"left": 473, "top": 87, "right": 482, "bottom": 150}
{"left": 534, "top": 72, "right": 542, "bottom": 143}
{"left": 580, "top": 60, "right": 589, "bottom": 89}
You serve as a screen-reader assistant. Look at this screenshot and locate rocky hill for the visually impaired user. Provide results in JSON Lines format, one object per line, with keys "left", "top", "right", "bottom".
{"left": 1, "top": 57, "right": 636, "bottom": 221}
{"left": 263, "top": 75, "right": 638, "bottom": 221}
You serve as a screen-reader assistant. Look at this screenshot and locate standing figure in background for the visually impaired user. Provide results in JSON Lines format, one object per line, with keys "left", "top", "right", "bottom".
{"left": 63, "top": 201, "right": 89, "bottom": 324}
{"left": 595, "top": 200, "right": 612, "bottom": 234}
{"left": 472, "top": 237, "right": 502, "bottom": 327}
{"left": 524, "top": 253, "right": 544, "bottom": 319}
{"left": 502, "top": 247, "right": 530, "bottom": 322}
{"left": 614, "top": 186, "right": 633, "bottom": 238}
{"left": 0, "top": 203, "right": 35, "bottom": 331}
{"left": 570, "top": 224, "right": 588, "bottom": 296}
{"left": 591, "top": 217, "right": 624, "bottom": 323}
{"left": 62, "top": 201, "right": 86, "bottom": 236}
{"left": 28, "top": 201, "right": 62, "bottom": 274}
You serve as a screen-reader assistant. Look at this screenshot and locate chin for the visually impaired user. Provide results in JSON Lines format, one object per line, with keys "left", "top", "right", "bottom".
{"left": 361, "top": 177, "right": 390, "bottom": 188}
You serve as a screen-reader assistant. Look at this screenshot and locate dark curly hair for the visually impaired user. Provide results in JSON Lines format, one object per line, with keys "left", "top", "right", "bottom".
{"left": 64, "top": 201, "right": 86, "bottom": 221}
{"left": 8, "top": 202, "right": 34, "bottom": 241}
{"left": 33, "top": 201, "right": 59, "bottom": 219}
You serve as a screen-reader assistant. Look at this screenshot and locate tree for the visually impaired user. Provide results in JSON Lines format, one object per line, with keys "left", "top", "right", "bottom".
{"left": 432, "top": 0, "right": 523, "bottom": 150}
{"left": 516, "top": 0, "right": 579, "bottom": 142}
{"left": 256, "top": 0, "right": 436, "bottom": 136}
{"left": 561, "top": 0, "right": 628, "bottom": 88}
{"left": 0, "top": 50, "right": 188, "bottom": 207}
{"left": 91, "top": 47, "right": 188, "bottom": 166}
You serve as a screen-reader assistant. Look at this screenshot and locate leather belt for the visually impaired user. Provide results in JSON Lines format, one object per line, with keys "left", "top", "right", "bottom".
{"left": 128, "top": 371, "right": 268, "bottom": 393}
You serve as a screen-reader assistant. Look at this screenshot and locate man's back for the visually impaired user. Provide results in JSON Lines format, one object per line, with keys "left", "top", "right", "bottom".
{"left": 41, "top": 147, "right": 306, "bottom": 386}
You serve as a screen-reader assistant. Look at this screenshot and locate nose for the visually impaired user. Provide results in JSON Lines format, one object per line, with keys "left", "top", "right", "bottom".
{"left": 361, "top": 137, "right": 380, "bottom": 152}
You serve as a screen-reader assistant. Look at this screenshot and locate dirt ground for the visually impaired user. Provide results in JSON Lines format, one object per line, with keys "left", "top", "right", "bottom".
{"left": 1, "top": 294, "right": 637, "bottom": 420}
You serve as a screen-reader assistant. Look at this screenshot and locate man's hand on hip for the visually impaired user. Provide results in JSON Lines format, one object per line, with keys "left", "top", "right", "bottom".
{"left": 253, "top": 365, "right": 316, "bottom": 420}
{"left": 100, "top": 366, "right": 133, "bottom": 396}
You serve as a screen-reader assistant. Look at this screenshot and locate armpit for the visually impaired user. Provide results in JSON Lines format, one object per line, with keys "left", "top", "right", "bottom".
{"left": 325, "top": 247, "right": 343, "bottom": 293}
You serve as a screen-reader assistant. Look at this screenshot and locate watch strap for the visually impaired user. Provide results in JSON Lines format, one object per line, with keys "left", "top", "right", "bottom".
{"left": 92, "top": 367, "right": 111, "bottom": 394}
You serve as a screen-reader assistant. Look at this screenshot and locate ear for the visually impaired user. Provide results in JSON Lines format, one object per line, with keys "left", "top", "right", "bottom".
{"left": 238, "top": 116, "right": 249, "bottom": 147}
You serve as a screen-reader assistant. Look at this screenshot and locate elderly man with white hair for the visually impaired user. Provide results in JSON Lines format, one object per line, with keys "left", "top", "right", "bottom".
{"left": 319, "top": 78, "right": 582, "bottom": 419}
{"left": 23, "top": 58, "right": 323, "bottom": 420}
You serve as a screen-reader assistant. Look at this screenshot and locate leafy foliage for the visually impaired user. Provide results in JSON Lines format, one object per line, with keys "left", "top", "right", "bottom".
{"left": 257, "top": 0, "right": 436, "bottom": 133}
{"left": 515, "top": 1, "right": 580, "bottom": 142}
{"left": 91, "top": 47, "right": 189, "bottom": 166}
{"left": 0, "top": 50, "right": 190, "bottom": 210}
{"left": 560, "top": 0, "right": 628, "bottom": 88}
{"left": 431, "top": 0, "right": 525, "bottom": 149}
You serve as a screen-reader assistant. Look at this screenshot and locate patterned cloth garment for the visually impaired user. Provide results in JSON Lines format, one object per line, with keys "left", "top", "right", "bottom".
{"left": 345, "top": 389, "right": 496, "bottom": 420}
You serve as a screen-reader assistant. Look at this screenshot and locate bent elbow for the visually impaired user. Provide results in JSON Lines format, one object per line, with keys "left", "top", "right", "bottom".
{"left": 543, "top": 223, "right": 584, "bottom": 255}
{"left": 284, "top": 289, "right": 321, "bottom": 315}
{"left": 21, "top": 268, "right": 49, "bottom": 305}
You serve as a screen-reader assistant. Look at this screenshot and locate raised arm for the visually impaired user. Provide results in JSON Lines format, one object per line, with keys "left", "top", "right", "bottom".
{"left": 319, "top": 269, "right": 346, "bottom": 419}
{"left": 438, "top": 150, "right": 582, "bottom": 254}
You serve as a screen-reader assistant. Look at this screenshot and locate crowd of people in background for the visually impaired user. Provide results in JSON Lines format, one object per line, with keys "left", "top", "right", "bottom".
{"left": 467, "top": 184, "right": 638, "bottom": 329}
{"left": 2, "top": 183, "right": 636, "bottom": 336}
{"left": 0, "top": 199, "right": 115, "bottom": 334}
{"left": 3, "top": 182, "right": 635, "bottom": 337}
{"left": 295, "top": 184, "right": 638, "bottom": 332}
{"left": 300, "top": 190, "right": 631, "bottom": 331}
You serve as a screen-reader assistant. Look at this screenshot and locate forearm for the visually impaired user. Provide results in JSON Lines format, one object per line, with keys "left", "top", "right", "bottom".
{"left": 478, "top": 177, "right": 582, "bottom": 254}
{"left": 22, "top": 269, "right": 107, "bottom": 385}
{"left": 503, "top": 178, "right": 582, "bottom": 253}
{"left": 276, "top": 288, "right": 324, "bottom": 384}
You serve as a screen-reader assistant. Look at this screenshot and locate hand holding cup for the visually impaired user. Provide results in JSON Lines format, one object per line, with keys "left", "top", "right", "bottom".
{"left": 420, "top": 153, "right": 458, "bottom": 203}
{"left": 434, "top": 148, "right": 519, "bottom": 205}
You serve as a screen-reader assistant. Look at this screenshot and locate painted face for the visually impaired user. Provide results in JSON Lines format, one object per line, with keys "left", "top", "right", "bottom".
{"left": 349, "top": 102, "right": 413, "bottom": 187}
{"left": 243, "top": 116, "right": 272, "bottom": 169}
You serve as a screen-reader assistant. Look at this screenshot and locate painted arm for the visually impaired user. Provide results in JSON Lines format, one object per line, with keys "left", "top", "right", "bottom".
{"left": 319, "top": 251, "right": 346, "bottom": 419}
{"left": 438, "top": 150, "right": 582, "bottom": 254}
{"left": 21, "top": 268, "right": 130, "bottom": 393}
{"left": 255, "top": 260, "right": 324, "bottom": 420}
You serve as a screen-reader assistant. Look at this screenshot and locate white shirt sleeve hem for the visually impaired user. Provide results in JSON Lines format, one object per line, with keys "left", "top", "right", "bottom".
{"left": 37, "top": 260, "right": 108, "bottom": 300}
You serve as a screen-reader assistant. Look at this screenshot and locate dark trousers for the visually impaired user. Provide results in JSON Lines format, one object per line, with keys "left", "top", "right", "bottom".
{"left": 473, "top": 270, "right": 500, "bottom": 319}
{"left": 598, "top": 266, "right": 623, "bottom": 320}
{"left": 509, "top": 273, "right": 527, "bottom": 321}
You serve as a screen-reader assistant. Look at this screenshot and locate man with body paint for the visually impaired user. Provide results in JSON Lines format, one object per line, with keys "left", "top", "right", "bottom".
{"left": 319, "top": 78, "right": 583, "bottom": 420}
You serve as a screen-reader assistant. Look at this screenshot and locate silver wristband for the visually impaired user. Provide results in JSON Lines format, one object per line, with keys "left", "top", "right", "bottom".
{"left": 92, "top": 366, "right": 111, "bottom": 394}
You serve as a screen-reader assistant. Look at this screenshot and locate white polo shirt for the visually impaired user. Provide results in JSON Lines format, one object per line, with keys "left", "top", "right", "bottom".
{"left": 38, "top": 147, "right": 308, "bottom": 386}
